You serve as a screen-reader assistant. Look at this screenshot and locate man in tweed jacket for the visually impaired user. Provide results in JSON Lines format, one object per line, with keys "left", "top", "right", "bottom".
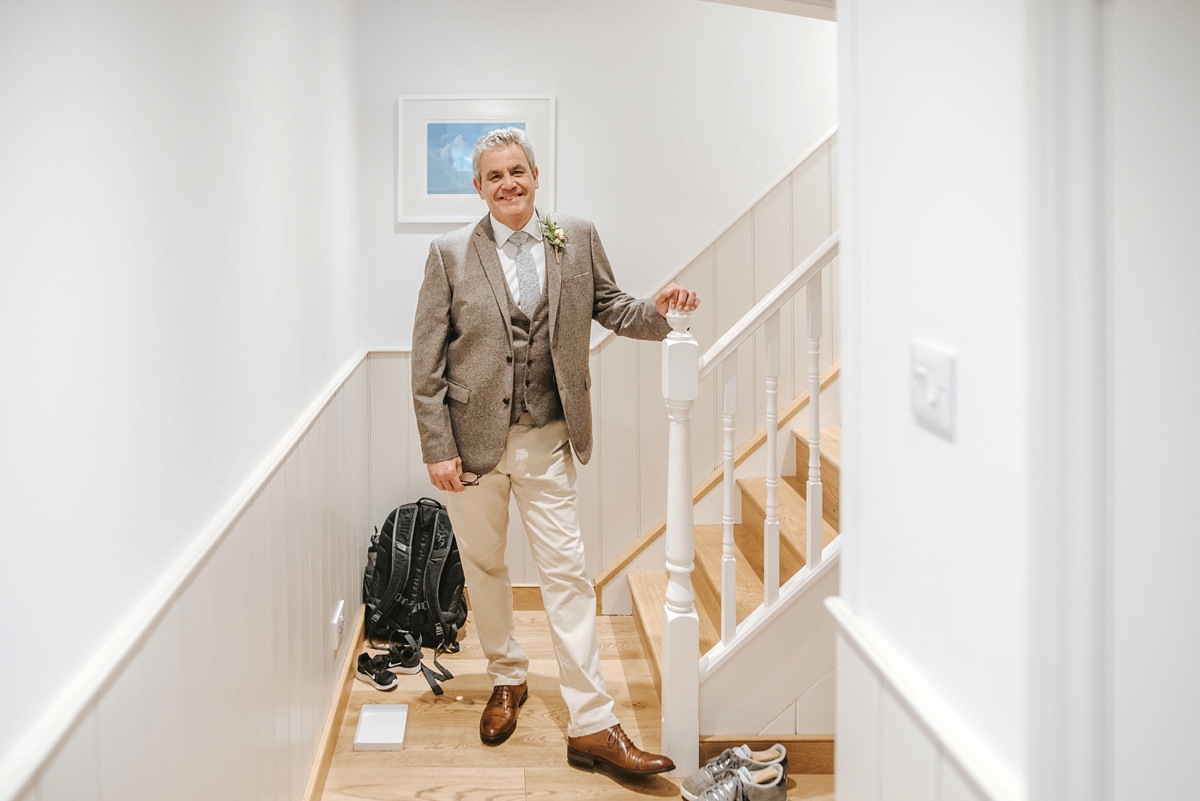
{"left": 412, "top": 128, "right": 698, "bottom": 776}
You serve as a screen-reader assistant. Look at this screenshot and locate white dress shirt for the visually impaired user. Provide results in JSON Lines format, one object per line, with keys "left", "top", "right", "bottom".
{"left": 490, "top": 210, "right": 546, "bottom": 310}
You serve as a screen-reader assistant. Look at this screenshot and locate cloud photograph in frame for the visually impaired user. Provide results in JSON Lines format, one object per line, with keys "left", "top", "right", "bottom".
{"left": 426, "top": 121, "right": 526, "bottom": 196}
{"left": 398, "top": 95, "right": 555, "bottom": 222}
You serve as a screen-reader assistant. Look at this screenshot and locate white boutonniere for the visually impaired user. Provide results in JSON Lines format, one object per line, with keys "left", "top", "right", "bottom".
{"left": 542, "top": 214, "right": 568, "bottom": 263}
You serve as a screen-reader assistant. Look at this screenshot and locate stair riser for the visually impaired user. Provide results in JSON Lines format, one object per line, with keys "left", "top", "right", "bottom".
{"left": 793, "top": 438, "right": 840, "bottom": 531}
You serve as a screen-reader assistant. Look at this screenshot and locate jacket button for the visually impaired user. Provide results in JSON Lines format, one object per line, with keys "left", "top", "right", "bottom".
{"left": 525, "top": 379, "right": 531, "bottom": 386}
{"left": 506, "top": 355, "right": 513, "bottom": 364}
{"left": 502, "top": 397, "right": 510, "bottom": 405}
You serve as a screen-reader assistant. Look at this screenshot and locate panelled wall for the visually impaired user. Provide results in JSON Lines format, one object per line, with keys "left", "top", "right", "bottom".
{"left": 832, "top": 606, "right": 1019, "bottom": 801}
{"left": 364, "top": 135, "right": 840, "bottom": 585}
{"left": 14, "top": 360, "right": 371, "bottom": 801}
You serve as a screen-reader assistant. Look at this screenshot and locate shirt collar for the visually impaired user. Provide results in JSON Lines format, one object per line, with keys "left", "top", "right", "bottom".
{"left": 491, "top": 209, "right": 543, "bottom": 247}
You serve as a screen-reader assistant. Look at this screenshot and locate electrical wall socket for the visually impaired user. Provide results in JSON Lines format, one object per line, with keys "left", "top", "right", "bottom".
{"left": 331, "top": 599, "right": 345, "bottom": 654}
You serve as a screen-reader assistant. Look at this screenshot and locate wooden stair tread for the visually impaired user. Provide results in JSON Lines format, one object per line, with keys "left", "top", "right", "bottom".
{"left": 792, "top": 427, "right": 841, "bottom": 468}
{"left": 694, "top": 525, "right": 766, "bottom": 625}
{"left": 737, "top": 477, "right": 839, "bottom": 583}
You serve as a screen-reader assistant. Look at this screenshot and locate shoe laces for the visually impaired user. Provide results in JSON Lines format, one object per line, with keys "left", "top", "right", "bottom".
{"left": 704, "top": 750, "right": 742, "bottom": 779}
{"left": 607, "top": 725, "right": 635, "bottom": 752}
{"left": 494, "top": 685, "right": 521, "bottom": 704}
{"left": 703, "top": 768, "right": 752, "bottom": 801}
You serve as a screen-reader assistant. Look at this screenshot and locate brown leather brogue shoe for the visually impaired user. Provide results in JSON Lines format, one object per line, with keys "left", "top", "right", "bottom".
{"left": 479, "top": 682, "right": 528, "bottom": 745}
{"left": 566, "top": 724, "right": 675, "bottom": 776}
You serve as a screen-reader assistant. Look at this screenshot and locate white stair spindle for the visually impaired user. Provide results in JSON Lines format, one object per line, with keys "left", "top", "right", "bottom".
{"left": 661, "top": 309, "right": 699, "bottom": 775}
{"left": 806, "top": 273, "right": 824, "bottom": 568}
{"left": 763, "top": 311, "right": 781, "bottom": 607}
{"left": 721, "top": 359, "right": 738, "bottom": 646}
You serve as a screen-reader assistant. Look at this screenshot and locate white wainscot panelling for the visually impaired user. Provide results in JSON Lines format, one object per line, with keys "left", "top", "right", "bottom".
{"left": 792, "top": 141, "right": 832, "bottom": 265}
{"left": 942, "top": 759, "right": 989, "bottom": 801}
{"left": 597, "top": 336, "right": 641, "bottom": 567}
{"left": 880, "top": 689, "right": 940, "bottom": 801}
{"left": 21, "top": 355, "right": 372, "bottom": 801}
{"left": 830, "top": 604, "right": 1021, "bottom": 801}
{"left": 39, "top": 712, "right": 99, "bottom": 801}
{"left": 637, "top": 338, "right": 668, "bottom": 536}
{"left": 760, "top": 703, "right": 797, "bottom": 736}
{"left": 835, "top": 632, "right": 881, "bottom": 801}
{"left": 795, "top": 669, "right": 836, "bottom": 735}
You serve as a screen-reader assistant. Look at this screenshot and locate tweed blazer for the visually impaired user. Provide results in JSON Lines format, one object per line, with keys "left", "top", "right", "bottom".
{"left": 412, "top": 212, "right": 671, "bottom": 475}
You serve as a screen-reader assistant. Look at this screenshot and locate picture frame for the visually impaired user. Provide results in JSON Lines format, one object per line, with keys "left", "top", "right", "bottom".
{"left": 396, "top": 94, "right": 556, "bottom": 223}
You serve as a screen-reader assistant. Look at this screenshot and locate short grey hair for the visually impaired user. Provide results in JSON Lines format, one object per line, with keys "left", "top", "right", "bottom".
{"left": 471, "top": 127, "right": 537, "bottom": 183}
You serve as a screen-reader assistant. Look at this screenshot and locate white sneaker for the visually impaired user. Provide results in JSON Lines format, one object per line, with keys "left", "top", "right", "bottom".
{"left": 681, "top": 744, "right": 787, "bottom": 801}
{"left": 697, "top": 765, "right": 786, "bottom": 801}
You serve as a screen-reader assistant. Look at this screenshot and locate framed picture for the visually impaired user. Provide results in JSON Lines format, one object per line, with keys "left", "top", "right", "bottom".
{"left": 397, "top": 95, "right": 556, "bottom": 223}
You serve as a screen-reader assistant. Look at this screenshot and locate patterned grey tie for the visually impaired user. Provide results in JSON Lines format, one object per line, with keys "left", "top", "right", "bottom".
{"left": 510, "top": 231, "right": 541, "bottom": 317}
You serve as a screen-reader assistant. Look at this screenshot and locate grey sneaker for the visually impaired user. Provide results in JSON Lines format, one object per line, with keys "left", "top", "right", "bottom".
{"left": 681, "top": 744, "right": 788, "bottom": 801}
{"left": 696, "top": 765, "right": 786, "bottom": 801}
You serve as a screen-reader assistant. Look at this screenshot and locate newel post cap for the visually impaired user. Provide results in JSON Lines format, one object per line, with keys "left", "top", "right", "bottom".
{"left": 666, "top": 309, "right": 693, "bottom": 335}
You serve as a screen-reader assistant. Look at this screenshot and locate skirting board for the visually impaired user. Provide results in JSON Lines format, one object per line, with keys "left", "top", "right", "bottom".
{"left": 825, "top": 597, "right": 1024, "bottom": 801}
{"left": 302, "top": 609, "right": 364, "bottom": 801}
{"left": 699, "top": 735, "right": 834, "bottom": 775}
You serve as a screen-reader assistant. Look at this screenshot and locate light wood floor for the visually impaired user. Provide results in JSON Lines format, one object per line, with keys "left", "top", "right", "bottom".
{"left": 320, "top": 610, "right": 834, "bottom": 801}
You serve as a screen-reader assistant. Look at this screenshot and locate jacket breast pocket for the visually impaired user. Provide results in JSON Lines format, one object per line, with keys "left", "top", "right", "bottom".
{"left": 445, "top": 379, "right": 470, "bottom": 405}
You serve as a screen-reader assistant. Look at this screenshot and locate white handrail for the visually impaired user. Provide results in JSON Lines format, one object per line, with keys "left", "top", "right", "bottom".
{"left": 698, "top": 232, "right": 840, "bottom": 378}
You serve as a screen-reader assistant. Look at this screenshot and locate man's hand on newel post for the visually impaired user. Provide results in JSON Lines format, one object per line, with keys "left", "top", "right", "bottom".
{"left": 655, "top": 283, "right": 700, "bottom": 317}
{"left": 428, "top": 457, "right": 466, "bottom": 493}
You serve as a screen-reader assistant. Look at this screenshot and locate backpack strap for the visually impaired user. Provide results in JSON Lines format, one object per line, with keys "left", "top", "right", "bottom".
{"left": 418, "top": 653, "right": 455, "bottom": 696}
{"left": 422, "top": 508, "right": 461, "bottom": 649}
{"left": 368, "top": 506, "right": 417, "bottom": 633}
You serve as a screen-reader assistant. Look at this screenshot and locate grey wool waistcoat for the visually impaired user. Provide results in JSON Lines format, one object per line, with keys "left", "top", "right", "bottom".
{"left": 411, "top": 212, "right": 671, "bottom": 476}
{"left": 505, "top": 281, "right": 562, "bottom": 426}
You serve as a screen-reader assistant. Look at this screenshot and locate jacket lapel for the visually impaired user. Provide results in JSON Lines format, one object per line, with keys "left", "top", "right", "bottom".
{"left": 472, "top": 216, "right": 514, "bottom": 350}
{"left": 541, "top": 209, "right": 563, "bottom": 341}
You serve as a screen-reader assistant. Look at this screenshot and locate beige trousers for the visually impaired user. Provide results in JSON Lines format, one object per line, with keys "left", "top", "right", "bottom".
{"left": 443, "top": 414, "right": 619, "bottom": 738}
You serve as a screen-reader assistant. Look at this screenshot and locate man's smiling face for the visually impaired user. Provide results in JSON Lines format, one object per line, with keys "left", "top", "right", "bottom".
{"left": 474, "top": 144, "right": 539, "bottom": 230}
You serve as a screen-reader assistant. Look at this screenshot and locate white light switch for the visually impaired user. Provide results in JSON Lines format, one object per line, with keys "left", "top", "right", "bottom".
{"left": 911, "top": 340, "right": 956, "bottom": 440}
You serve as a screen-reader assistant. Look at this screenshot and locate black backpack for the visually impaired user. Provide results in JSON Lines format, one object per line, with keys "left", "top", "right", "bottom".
{"left": 362, "top": 497, "right": 468, "bottom": 694}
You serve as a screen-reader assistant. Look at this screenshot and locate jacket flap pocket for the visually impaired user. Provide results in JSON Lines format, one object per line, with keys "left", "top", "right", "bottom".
{"left": 445, "top": 379, "right": 470, "bottom": 404}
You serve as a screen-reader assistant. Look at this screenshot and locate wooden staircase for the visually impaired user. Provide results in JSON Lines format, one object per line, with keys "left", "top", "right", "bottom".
{"left": 629, "top": 427, "right": 842, "bottom": 695}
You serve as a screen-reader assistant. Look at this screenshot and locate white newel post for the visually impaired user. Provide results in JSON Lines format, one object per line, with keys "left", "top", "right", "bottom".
{"left": 805, "top": 274, "right": 824, "bottom": 568}
{"left": 661, "top": 309, "right": 699, "bottom": 775}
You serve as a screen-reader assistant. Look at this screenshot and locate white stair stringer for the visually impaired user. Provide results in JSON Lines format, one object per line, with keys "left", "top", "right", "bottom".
{"left": 697, "top": 539, "right": 841, "bottom": 735}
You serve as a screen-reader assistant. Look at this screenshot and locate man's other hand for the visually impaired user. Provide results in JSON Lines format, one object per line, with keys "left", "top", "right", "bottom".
{"left": 655, "top": 283, "right": 700, "bottom": 317}
{"left": 428, "top": 457, "right": 465, "bottom": 493}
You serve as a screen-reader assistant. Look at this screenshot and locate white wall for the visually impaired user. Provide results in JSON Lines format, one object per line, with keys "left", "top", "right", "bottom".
{"left": 355, "top": 0, "right": 837, "bottom": 348}
{"left": 1108, "top": 1, "right": 1200, "bottom": 797}
{"left": 0, "top": 0, "right": 360, "bottom": 781}
{"left": 836, "top": 0, "right": 1029, "bottom": 789}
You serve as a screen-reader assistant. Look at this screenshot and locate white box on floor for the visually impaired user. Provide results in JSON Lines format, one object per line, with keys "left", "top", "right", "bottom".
{"left": 354, "top": 704, "right": 409, "bottom": 751}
